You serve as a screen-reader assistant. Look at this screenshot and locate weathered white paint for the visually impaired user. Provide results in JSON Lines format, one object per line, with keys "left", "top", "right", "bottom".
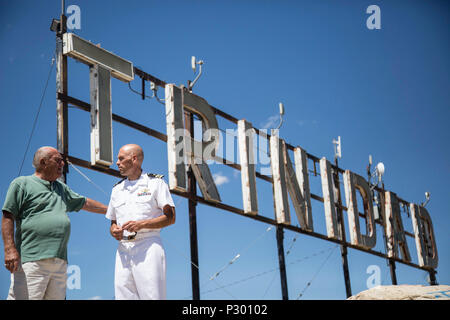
{"left": 410, "top": 204, "right": 438, "bottom": 268}
{"left": 384, "top": 191, "right": 411, "bottom": 262}
{"left": 165, "top": 84, "right": 187, "bottom": 192}
{"left": 293, "top": 147, "right": 313, "bottom": 231}
{"left": 182, "top": 88, "right": 220, "bottom": 161}
{"left": 89, "top": 64, "right": 113, "bottom": 167}
{"left": 320, "top": 158, "right": 340, "bottom": 240}
{"left": 63, "top": 33, "right": 134, "bottom": 82}
{"left": 283, "top": 144, "right": 313, "bottom": 231}
{"left": 343, "top": 170, "right": 376, "bottom": 249}
{"left": 269, "top": 133, "right": 315, "bottom": 229}
{"left": 164, "top": 84, "right": 220, "bottom": 196}
{"left": 237, "top": 120, "right": 258, "bottom": 215}
{"left": 270, "top": 132, "right": 290, "bottom": 225}
{"left": 190, "top": 158, "right": 221, "bottom": 202}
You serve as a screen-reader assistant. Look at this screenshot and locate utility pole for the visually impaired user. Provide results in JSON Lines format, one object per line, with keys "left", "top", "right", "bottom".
{"left": 276, "top": 225, "right": 289, "bottom": 300}
{"left": 55, "top": 0, "right": 68, "bottom": 182}
{"left": 334, "top": 156, "right": 352, "bottom": 298}
{"left": 185, "top": 108, "right": 200, "bottom": 300}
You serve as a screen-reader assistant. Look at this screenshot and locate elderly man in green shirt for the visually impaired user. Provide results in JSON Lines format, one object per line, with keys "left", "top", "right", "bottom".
{"left": 1, "top": 146, "right": 107, "bottom": 300}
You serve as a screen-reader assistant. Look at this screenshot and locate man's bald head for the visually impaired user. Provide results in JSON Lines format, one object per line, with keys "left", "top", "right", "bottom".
{"left": 116, "top": 144, "right": 144, "bottom": 179}
{"left": 120, "top": 144, "right": 144, "bottom": 164}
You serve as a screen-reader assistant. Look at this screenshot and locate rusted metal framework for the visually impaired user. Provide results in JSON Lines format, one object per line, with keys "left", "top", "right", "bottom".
{"left": 53, "top": 10, "right": 437, "bottom": 300}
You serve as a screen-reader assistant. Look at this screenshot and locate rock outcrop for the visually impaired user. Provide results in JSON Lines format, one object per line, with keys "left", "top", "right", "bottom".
{"left": 347, "top": 285, "right": 450, "bottom": 300}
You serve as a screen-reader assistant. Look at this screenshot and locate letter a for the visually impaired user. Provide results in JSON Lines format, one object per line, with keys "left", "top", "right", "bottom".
{"left": 366, "top": 5, "right": 381, "bottom": 30}
{"left": 66, "top": 5, "right": 81, "bottom": 30}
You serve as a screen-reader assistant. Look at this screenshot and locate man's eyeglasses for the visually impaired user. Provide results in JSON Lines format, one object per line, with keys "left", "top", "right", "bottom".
{"left": 53, "top": 157, "right": 65, "bottom": 164}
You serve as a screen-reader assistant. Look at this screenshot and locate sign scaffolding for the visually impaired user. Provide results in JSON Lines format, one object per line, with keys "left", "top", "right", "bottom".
{"left": 52, "top": 16, "right": 438, "bottom": 300}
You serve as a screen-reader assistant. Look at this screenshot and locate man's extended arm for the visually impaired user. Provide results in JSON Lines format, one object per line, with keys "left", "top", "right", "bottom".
{"left": 2, "top": 211, "right": 20, "bottom": 273}
{"left": 82, "top": 198, "right": 108, "bottom": 214}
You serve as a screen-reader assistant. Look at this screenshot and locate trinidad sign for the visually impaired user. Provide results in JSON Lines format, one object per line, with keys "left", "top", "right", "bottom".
{"left": 54, "top": 24, "right": 438, "bottom": 298}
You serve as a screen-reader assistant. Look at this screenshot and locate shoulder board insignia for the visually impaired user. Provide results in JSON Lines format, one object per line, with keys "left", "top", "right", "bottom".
{"left": 147, "top": 173, "right": 164, "bottom": 179}
{"left": 113, "top": 178, "right": 126, "bottom": 187}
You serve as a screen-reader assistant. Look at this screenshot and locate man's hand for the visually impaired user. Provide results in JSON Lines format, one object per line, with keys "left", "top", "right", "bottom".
{"left": 121, "top": 206, "right": 175, "bottom": 233}
{"left": 4, "top": 247, "right": 20, "bottom": 273}
{"left": 110, "top": 221, "right": 123, "bottom": 241}
{"left": 2, "top": 211, "right": 20, "bottom": 273}
{"left": 121, "top": 220, "right": 144, "bottom": 233}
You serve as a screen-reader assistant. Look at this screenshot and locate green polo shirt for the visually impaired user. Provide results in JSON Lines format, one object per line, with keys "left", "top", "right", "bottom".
{"left": 2, "top": 175, "right": 86, "bottom": 263}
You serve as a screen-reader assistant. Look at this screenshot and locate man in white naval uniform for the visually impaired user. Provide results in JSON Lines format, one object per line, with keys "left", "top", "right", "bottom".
{"left": 106, "top": 144, "right": 176, "bottom": 300}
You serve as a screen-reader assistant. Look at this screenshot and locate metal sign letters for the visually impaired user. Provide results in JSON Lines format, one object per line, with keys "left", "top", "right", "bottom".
{"left": 55, "top": 31, "right": 439, "bottom": 299}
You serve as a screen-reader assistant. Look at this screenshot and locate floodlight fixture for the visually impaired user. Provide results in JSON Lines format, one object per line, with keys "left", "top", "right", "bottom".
{"left": 276, "top": 102, "right": 285, "bottom": 130}
{"left": 368, "top": 155, "right": 385, "bottom": 189}
{"left": 191, "top": 56, "right": 197, "bottom": 73}
{"left": 50, "top": 18, "right": 60, "bottom": 32}
{"left": 376, "top": 162, "right": 385, "bottom": 177}
{"left": 332, "top": 136, "right": 342, "bottom": 160}
{"left": 370, "top": 161, "right": 385, "bottom": 185}
{"left": 189, "top": 56, "right": 204, "bottom": 91}
{"left": 422, "top": 191, "right": 431, "bottom": 207}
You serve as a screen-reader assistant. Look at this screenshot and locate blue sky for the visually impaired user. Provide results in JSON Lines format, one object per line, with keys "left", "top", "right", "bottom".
{"left": 0, "top": 0, "right": 449, "bottom": 300}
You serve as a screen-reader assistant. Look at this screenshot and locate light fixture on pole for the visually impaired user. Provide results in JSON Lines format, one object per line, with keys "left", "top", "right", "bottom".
{"left": 422, "top": 191, "right": 431, "bottom": 207}
{"left": 276, "top": 102, "right": 285, "bottom": 130}
{"left": 368, "top": 155, "right": 385, "bottom": 189}
{"left": 333, "top": 136, "right": 342, "bottom": 161}
{"left": 368, "top": 155, "right": 385, "bottom": 221}
{"left": 188, "top": 56, "right": 204, "bottom": 92}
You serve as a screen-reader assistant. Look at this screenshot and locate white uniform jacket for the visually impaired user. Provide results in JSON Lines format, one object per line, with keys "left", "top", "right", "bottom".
{"left": 106, "top": 172, "right": 175, "bottom": 236}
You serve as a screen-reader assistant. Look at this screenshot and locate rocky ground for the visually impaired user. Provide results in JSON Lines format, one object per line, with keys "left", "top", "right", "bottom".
{"left": 347, "top": 285, "right": 450, "bottom": 300}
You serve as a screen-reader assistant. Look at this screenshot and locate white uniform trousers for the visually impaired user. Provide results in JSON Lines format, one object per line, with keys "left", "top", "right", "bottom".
{"left": 115, "top": 233, "right": 166, "bottom": 300}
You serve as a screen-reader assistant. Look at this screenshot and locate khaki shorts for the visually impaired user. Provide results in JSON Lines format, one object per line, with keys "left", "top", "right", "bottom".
{"left": 7, "top": 257, "right": 67, "bottom": 300}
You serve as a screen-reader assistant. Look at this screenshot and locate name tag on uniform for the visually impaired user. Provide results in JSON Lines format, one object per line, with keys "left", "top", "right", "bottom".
{"left": 137, "top": 188, "right": 151, "bottom": 197}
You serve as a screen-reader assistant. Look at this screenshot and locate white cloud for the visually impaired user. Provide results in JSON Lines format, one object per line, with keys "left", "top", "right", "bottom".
{"left": 213, "top": 172, "right": 229, "bottom": 186}
{"left": 89, "top": 296, "right": 102, "bottom": 300}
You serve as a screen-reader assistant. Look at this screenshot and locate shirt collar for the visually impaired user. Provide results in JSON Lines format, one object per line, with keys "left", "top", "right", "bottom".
{"left": 32, "top": 174, "right": 55, "bottom": 190}
{"left": 123, "top": 172, "right": 148, "bottom": 190}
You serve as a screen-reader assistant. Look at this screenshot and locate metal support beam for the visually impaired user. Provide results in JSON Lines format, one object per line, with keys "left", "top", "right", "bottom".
{"left": 334, "top": 158, "right": 352, "bottom": 298}
{"left": 276, "top": 225, "right": 289, "bottom": 300}
{"left": 56, "top": 52, "right": 439, "bottom": 298}
{"left": 382, "top": 182, "right": 398, "bottom": 285}
{"left": 56, "top": 12, "right": 68, "bottom": 182}
{"left": 186, "top": 111, "right": 200, "bottom": 300}
{"left": 389, "top": 259, "right": 398, "bottom": 285}
{"left": 428, "top": 269, "right": 438, "bottom": 285}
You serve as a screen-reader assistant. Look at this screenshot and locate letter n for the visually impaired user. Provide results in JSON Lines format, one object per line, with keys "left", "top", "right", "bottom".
{"left": 270, "top": 133, "right": 313, "bottom": 230}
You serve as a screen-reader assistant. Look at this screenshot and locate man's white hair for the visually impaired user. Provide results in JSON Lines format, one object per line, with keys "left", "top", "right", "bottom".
{"left": 32, "top": 146, "right": 55, "bottom": 170}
